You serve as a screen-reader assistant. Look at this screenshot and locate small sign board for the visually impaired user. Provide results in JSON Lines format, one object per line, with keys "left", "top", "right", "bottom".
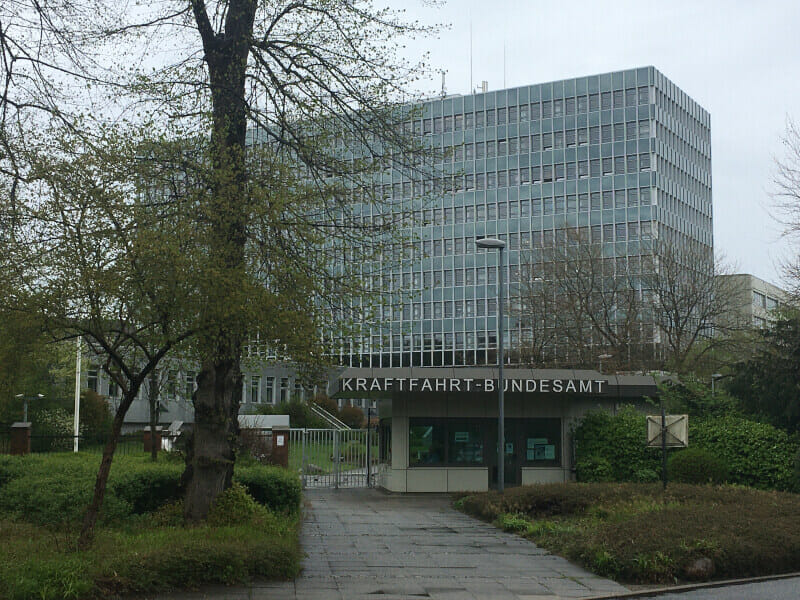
{"left": 646, "top": 414, "right": 688, "bottom": 448}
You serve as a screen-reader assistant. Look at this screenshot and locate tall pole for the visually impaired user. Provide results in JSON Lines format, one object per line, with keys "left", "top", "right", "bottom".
{"left": 73, "top": 336, "right": 82, "bottom": 452}
{"left": 661, "top": 400, "right": 667, "bottom": 492}
{"left": 498, "top": 245, "right": 505, "bottom": 493}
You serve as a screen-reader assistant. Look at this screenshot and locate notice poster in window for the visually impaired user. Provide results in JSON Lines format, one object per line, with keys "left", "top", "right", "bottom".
{"left": 544, "top": 445, "right": 556, "bottom": 459}
{"left": 527, "top": 438, "right": 547, "bottom": 449}
{"left": 454, "top": 431, "right": 469, "bottom": 443}
{"left": 526, "top": 449, "right": 536, "bottom": 460}
{"left": 533, "top": 445, "right": 546, "bottom": 460}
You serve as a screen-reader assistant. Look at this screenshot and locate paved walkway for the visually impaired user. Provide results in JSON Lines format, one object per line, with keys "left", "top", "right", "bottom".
{"left": 152, "top": 488, "right": 629, "bottom": 600}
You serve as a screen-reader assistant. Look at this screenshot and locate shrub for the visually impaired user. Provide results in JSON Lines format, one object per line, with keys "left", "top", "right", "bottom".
{"left": 339, "top": 405, "right": 365, "bottom": 429}
{"left": 0, "top": 454, "right": 302, "bottom": 527}
{"left": 692, "top": 415, "right": 799, "bottom": 491}
{"left": 0, "top": 468, "right": 132, "bottom": 526}
{"left": 573, "top": 407, "right": 800, "bottom": 491}
{"left": 257, "top": 400, "right": 327, "bottom": 428}
{"left": 208, "top": 483, "right": 261, "bottom": 526}
{"left": 234, "top": 465, "right": 301, "bottom": 514}
{"left": 312, "top": 394, "right": 340, "bottom": 416}
{"left": 575, "top": 456, "right": 614, "bottom": 482}
{"left": 456, "top": 483, "right": 800, "bottom": 584}
{"left": 108, "top": 461, "right": 183, "bottom": 513}
{"left": 573, "top": 406, "right": 661, "bottom": 482}
{"left": 668, "top": 448, "right": 728, "bottom": 485}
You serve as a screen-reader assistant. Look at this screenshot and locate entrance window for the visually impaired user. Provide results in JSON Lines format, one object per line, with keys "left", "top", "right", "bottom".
{"left": 520, "top": 418, "right": 561, "bottom": 466}
{"left": 448, "top": 421, "right": 483, "bottom": 464}
{"left": 409, "top": 419, "right": 446, "bottom": 465}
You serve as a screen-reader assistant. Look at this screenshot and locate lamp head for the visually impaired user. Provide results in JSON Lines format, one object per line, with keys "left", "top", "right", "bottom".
{"left": 476, "top": 237, "right": 506, "bottom": 249}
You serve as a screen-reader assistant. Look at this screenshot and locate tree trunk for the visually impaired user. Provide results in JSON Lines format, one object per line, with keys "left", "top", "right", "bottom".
{"left": 148, "top": 369, "right": 159, "bottom": 462}
{"left": 183, "top": 358, "right": 241, "bottom": 522}
{"left": 182, "top": 0, "right": 256, "bottom": 521}
{"left": 78, "top": 387, "right": 138, "bottom": 549}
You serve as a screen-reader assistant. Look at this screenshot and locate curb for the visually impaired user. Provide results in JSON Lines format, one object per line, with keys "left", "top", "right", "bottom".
{"left": 584, "top": 571, "right": 800, "bottom": 599}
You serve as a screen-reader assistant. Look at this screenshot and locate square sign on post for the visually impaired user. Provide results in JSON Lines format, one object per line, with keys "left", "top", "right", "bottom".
{"left": 646, "top": 415, "right": 688, "bottom": 448}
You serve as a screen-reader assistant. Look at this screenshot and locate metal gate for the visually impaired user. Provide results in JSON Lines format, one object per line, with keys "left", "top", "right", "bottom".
{"left": 289, "top": 428, "right": 381, "bottom": 489}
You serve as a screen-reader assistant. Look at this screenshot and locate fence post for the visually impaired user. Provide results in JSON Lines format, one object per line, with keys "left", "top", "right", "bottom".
{"left": 366, "top": 426, "right": 371, "bottom": 488}
{"left": 301, "top": 429, "right": 307, "bottom": 489}
{"left": 333, "top": 429, "right": 339, "bottom": 490}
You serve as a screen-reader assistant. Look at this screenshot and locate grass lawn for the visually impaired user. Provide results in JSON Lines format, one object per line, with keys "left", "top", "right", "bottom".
{"left": 455, "top": 482, "right": 800, "bottom": 584}
{"left": 0, "top": 453, "right": 302, "bottom": 600}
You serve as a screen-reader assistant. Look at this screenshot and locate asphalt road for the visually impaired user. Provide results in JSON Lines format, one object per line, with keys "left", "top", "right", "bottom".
{"left": 625, "top": 577, "right": 800, "bottom": 600}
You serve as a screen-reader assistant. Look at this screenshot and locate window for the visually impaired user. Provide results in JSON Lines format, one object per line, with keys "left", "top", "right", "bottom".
{"left": 185, "top": 372, "right": 197, "bottom": 399}
{"left": 249, "top": 375, "right": 261, "bottom": 403}
{"left": 408, "top": 419, "right": 446, "bottom": 467}
{"left": 279, "top": 377, "right": 289, "bottom": 402}
{"left": 265, "top": 377, "right": 275, "bottom": 404}
{"left": 449, "top": 422, "right": 484, "bottom": 464}
{"left": 521, "top": 418, "right": 562, "bottom": 466}
{"left": 87, "top": 367, "right": 99, "bottom": 392}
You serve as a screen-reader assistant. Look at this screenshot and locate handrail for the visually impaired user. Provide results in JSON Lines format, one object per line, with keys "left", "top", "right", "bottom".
{"left": 309, "top": 403, "right": 350, "bottom": 430}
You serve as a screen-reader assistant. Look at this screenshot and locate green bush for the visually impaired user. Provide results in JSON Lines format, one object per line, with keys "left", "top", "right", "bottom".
{"left": 0, "top": 454, "right": 301, "bottom": 527}
{"left": 256, "top": 400, "right": 327, "bottom": 428}
{"left": 456, "top": 483, "right": 800, "bottom": 584}
{"left": 109, "top": 462, "right": 183, "bottom": 514}
{"left": 234, "top": 465, "right": 301, "bottom": 514}
{"left": 573, "top": 406, "right": 661, "bottom": 483}
{"left": 668, "top": 448, "right": 729, "bottom": 485}
{"left": 691, "top": 415, "right": 799, "bottom": 491}
{"left": 0, "top": 468, "right": 132, "bottom": 526}
{"left": 573, "top": 407, "right": 800, "bottom": 491}
{"left": 208, "top": 483, "right": 261, "bottom": 526}
{"left": 575, "top": 456, "right": 614, "bottom": 482}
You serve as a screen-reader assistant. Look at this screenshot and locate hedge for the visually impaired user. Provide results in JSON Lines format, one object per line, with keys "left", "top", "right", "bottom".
{"left": 0, "top": 453, "right": 301, "bottom": 525}
{"left": 573, "top": 407, "right": 800, "bottom": 491}
{"left": 667, "top": 448, "right": 729, "bottom": 485}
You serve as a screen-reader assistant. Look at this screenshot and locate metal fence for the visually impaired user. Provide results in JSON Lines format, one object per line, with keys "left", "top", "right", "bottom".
{"left": 0, "top": 432, "right": 145, "bottom": 455}
{"left": 290, "top": 428, "right": 382, "bottom": 489}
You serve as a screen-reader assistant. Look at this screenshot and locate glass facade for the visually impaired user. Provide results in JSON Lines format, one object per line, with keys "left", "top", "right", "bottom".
{"left": 330, "top": 67, "right": 712, "bottom": 369}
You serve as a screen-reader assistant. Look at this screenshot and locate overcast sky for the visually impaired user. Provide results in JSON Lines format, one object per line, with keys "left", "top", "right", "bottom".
{"left": 396, "top": 0, "right": 800, "bottom": 286}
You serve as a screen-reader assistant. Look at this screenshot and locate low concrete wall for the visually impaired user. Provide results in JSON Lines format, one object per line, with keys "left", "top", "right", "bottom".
{"left": 520, "top": 467, "right": 569, "bottom": 485}
{"left": 381, "top": 467, "right": 489, "bottom": 493}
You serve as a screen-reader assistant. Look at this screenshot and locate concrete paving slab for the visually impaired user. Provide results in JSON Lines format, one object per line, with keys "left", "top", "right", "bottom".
{"left": 145, "top": 488, "right": 629, "bottom": 600}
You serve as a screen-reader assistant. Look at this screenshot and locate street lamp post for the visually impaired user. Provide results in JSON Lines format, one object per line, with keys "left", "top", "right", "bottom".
{"left": 598, "top": 353, "right": 613, "bottom": 373}
{"left": 476, "top": 237, "right": 506, "bottom": 493}
{"left": 711, "top": 373, "right": 723, "bottom": 397}
{"left": 15, "top": 393, "right": 44, "bottom": 423}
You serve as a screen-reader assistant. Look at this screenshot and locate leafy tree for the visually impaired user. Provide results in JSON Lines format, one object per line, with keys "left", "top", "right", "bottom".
{"left": 727, "top": 312, "right": 800, "bottom": 432}
{"left": 2, "top": 0, "right": 438, "bottom": 525}
{"left": 338, "top": 405, "right": 365, "bottom": 429}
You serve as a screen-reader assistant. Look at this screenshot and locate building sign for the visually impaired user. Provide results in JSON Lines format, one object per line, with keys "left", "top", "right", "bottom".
{"left": 339, "top": 377, "right": 608, "bottom": 394}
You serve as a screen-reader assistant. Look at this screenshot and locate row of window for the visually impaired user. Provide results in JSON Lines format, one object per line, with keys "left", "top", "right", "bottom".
{"left": 366, "top": 155, "right": 653, "bottom": 204}
{"left": 426, "top": 120, "right": 652, "bottom": 164}
{"left": 409, "top": 87, "right": 652, "bottom": 136}
{"left": 353, "top": 188, "right": 654, "bottom": 226}
{"left": 337, "top": 322, "right": 659, "bottom": 355}
{"left": 752, "top": 290, "right": 780, "bottom": 311}
{"left": 244, "top": 375, "right": 307, "bottom": 404}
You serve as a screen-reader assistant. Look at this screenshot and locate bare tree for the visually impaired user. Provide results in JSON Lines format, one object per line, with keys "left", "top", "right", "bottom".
{"left": 515, "top": 227, "right": 653, "bottom": 371}
{"left": 515, "top": 226, "right": 740, "bottom": 374}
{"left": 647, "top": 239, "right": 745, "bottom": 372}
{"left": 774, "top": 118, "right": 800, "bottom": 300}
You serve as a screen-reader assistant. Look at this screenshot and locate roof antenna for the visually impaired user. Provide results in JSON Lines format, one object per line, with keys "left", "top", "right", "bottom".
{"left": 470, "top": 19, "right": 473, "bottom": 94}
{"left": 441, "top": 70, "right": 447, "bottom": 98}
